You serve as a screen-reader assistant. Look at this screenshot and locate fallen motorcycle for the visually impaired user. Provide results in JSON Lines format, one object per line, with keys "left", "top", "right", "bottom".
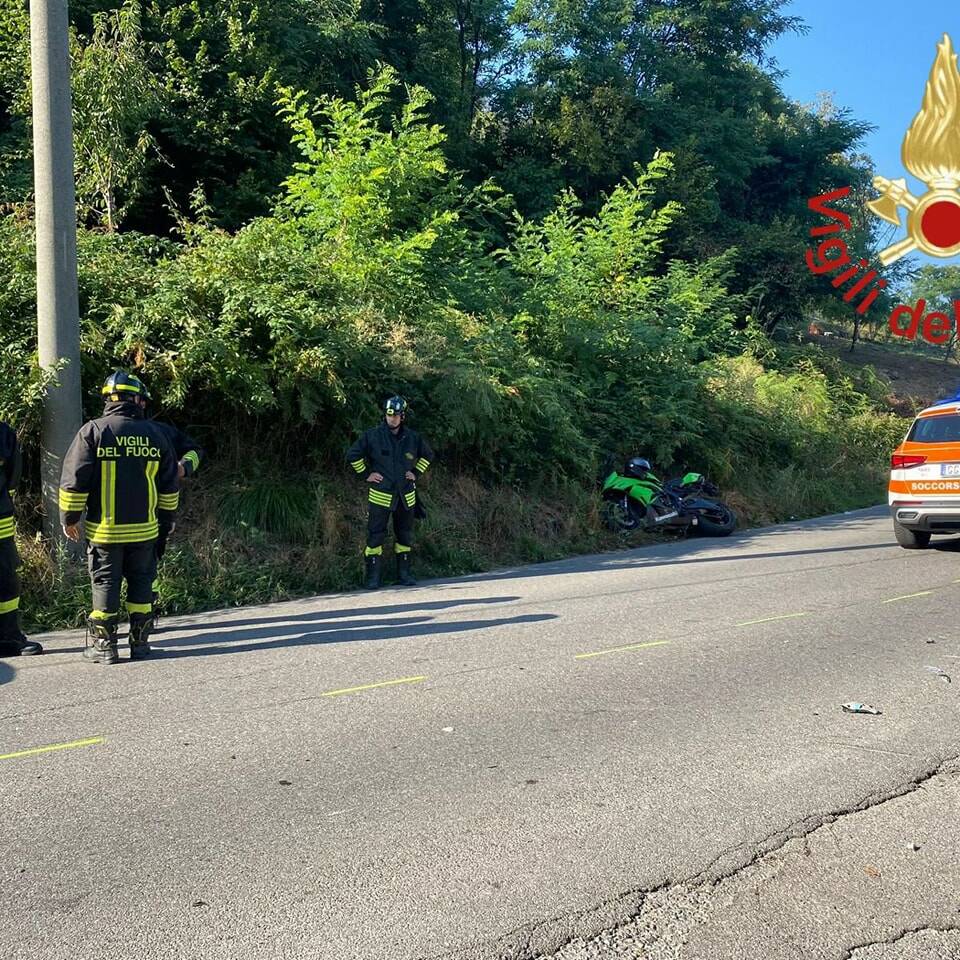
{"left": 600, "top": 458, "right": 736, "bottom": 536}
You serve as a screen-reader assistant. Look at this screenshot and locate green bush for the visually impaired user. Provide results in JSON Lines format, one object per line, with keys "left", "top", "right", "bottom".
{"left": 0, "top": 69, "right": 909, "bottom": 630}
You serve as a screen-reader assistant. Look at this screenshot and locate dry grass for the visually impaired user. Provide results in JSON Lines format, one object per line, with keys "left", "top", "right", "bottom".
{"left": 807, "top": 331, "right": 959, "bottom": 414}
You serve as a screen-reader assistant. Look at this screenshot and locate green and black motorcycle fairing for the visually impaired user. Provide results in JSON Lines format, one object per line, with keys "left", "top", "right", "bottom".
{"left": 600, "top": 467, "right": 736, "bottom": 536}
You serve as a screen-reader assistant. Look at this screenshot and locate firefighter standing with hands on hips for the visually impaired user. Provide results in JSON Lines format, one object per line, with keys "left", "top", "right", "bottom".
{"left": 346, "top": 396, "right": 433, "bottom": 589}
{"left": 0, "top": 420, "right": 43, "bottom": 656}
{"left": 58, "top": 371, "right": 179, "bottom": 663}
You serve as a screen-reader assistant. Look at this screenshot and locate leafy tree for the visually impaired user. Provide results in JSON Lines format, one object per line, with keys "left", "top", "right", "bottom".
{"left": 0, "top": 0, "right": 30, "bottom": 202}
{"left": 908, "top": 264, "right": 960, "bottom": 360}
{"left": 0, "top": 0, "right": 375, "bottom": 226}
{"left": 131, "top": 0, "right": 373, "bottom": 229}
{"left": 485, "top": 2, "right": 874, "bottom": 333}
{"left": 72, "top": 1, "right": 163, "bottom": 231}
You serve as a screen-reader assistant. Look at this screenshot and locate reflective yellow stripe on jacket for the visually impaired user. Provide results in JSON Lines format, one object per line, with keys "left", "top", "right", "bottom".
{"left": 0, "top": 516, "right": 14, "bottom": 540}
{"left": 58, "top": 489, "right": 89, "bottom": 512}
{"left": 145, "top": 461, "right": 158, "bottom": 519}
{"left": 101, "top": 460, "right": 117, "bottom": 524}
{"left": 85, "top": 520, "right": 159, "bottom": 544}
{"left": 368, "top": 489, "right": 393, "bottom": 508}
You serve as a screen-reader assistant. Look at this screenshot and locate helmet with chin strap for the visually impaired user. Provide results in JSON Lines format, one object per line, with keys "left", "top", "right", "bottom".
{"left": 384, "top": 395, "right": 407, "bottom": 419}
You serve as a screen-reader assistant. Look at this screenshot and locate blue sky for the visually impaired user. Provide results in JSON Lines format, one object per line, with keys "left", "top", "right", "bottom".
{"left": 769, "top": 2, "right": 959, "bottom": 269}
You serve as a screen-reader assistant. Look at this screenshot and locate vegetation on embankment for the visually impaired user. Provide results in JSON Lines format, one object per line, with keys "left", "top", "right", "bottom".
{"left": 0, "top": 5, "right": 912, "bottom": 631}
{"left": 14, "top": 333, "right": 904, "bottom": 633}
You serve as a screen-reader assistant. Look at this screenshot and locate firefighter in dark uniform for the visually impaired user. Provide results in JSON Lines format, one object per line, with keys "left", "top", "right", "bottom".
{"left": 150, "top": 419, "right": 204, "bottom": 612}
{"left": 59, "top": 372, "right": 179, "bottom": 663}
{"left": 346, "top": 396, "right": 433, "bottom": 589}
{"left": 0, "top": 421, "right": 43, "bottom": 656}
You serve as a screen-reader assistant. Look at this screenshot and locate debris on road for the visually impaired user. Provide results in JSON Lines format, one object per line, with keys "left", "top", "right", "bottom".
{"left": 841, "top": 702, "right": 882, "bottom": 715}
{"left": 924, "top": 666, "right": 951, "bottom": 683}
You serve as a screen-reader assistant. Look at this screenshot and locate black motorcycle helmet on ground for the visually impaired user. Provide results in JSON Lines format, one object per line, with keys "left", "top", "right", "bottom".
{"left": 625, "top": 457, "right": 653, "bottom": 479}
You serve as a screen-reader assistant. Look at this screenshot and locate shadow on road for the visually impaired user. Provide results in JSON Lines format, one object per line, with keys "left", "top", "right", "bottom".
{"left": 47, "top": 595, "right": 527, "bottom": 656}
{"left": 0, "top": 661, "right": 13, "bottom": 685}
{"left": 932, "top": 538, "right": 960, "bottom": 552}
{"left": 594, "top": 540, "right": 896, "bottom": 571}
{"left": 153, "top": 612, "right": 557, "bottom": 659}
{"left": 436, "top": 539, "right": 900, "bottom": 587}
{"left": 169, "top": 595, "right": 522, "bottom": 635}
{"left": 37, "top": 508, "right": 943, "bottom": 660}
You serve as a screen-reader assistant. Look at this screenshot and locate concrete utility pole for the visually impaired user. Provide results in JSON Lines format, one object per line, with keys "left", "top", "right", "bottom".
{"left": 30, "top": 0, "right": 82, "bottom": 548}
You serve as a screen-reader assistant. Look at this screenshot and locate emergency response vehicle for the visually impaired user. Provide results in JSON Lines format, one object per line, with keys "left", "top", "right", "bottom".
{"left": 889, "top": 391, "right": 960, "bottom": 548}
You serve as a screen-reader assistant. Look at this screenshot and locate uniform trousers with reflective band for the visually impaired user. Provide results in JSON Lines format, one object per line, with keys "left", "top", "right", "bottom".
{"left": 0, "top": 536, "right": 21, "bottom": 639}
{"left": 87, "top": 541, "right": 157, "bottom": 617}
{"left": 366, "top": 503, "right": 414, "bottom": 554}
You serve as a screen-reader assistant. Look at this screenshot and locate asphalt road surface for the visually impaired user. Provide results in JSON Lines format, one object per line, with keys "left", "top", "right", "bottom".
{"left": 2, "top": 506, "right": 959, "bottom": 960}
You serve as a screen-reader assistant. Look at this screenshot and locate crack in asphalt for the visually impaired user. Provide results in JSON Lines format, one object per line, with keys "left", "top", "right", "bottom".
{"left": 429, "top": 755, "right": 960, "bottom": 960}
{"left": 694, "top": 753, "right": 955, "bottom": 886}
{"left": 841, "top": 924, "right": 960, "bottom": 958}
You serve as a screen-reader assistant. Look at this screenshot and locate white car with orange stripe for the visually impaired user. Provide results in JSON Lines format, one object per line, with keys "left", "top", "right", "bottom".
{"left": 889, "top": 393, "right": 960, "bottom": 548}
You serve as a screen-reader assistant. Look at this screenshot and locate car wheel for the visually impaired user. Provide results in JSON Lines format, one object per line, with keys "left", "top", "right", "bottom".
{"left": 893, "top": 520, "right": 931, "bottom": 549}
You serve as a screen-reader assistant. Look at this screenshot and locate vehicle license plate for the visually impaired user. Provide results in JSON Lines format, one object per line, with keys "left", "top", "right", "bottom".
{"left": 941, "top": 463, "right": 960, "bottom": 476}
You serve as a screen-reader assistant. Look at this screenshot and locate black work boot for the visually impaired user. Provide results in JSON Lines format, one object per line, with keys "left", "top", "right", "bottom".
{"left": 83, "top": 617, "right": 119, "bottom": 665}
{"left": 364, "top": 554, "right": 382, "bottom": 590}
{"left": 0, "top": 633, "right": 44, "bottom": 656}
{"left": 396, "top": 553, "right": 417, "bottom": 586}
{"left": 128, "top": 614, "right": 154, "bottom": 660}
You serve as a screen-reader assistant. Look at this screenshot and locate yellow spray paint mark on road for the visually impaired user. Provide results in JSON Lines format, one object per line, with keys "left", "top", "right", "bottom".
{"left": 575, "top": 640, "right": 671, "bottom": 660}
{"left": 736, "top": 612, "right": 808, "bottom": 627}
{"left": 0, "top": 736, "right": 104, "bottom": 762}
{"left": 881, "top": 591, "right": 932, "bottom": 604}
{"left": 322, "top": 676, "right": 426, "bottom": 698}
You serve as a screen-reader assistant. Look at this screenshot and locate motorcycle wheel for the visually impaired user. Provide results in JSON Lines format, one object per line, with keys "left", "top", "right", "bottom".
{"left": 602, "top": 495, "right": 642, "bottom": 532}
{"left": 695, "top": 503, "right": 737, "bottom": 536}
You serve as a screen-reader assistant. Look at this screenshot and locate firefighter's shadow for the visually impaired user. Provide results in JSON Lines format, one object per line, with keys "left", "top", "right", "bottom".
{"left": 167, "top": 596, "right": 522, "bottom": 635}
{"left": 0, "top": 660, "right": 13, "bottom": 685}
{"left": 154, "top": 610, "right": 557, "bottom": 658}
